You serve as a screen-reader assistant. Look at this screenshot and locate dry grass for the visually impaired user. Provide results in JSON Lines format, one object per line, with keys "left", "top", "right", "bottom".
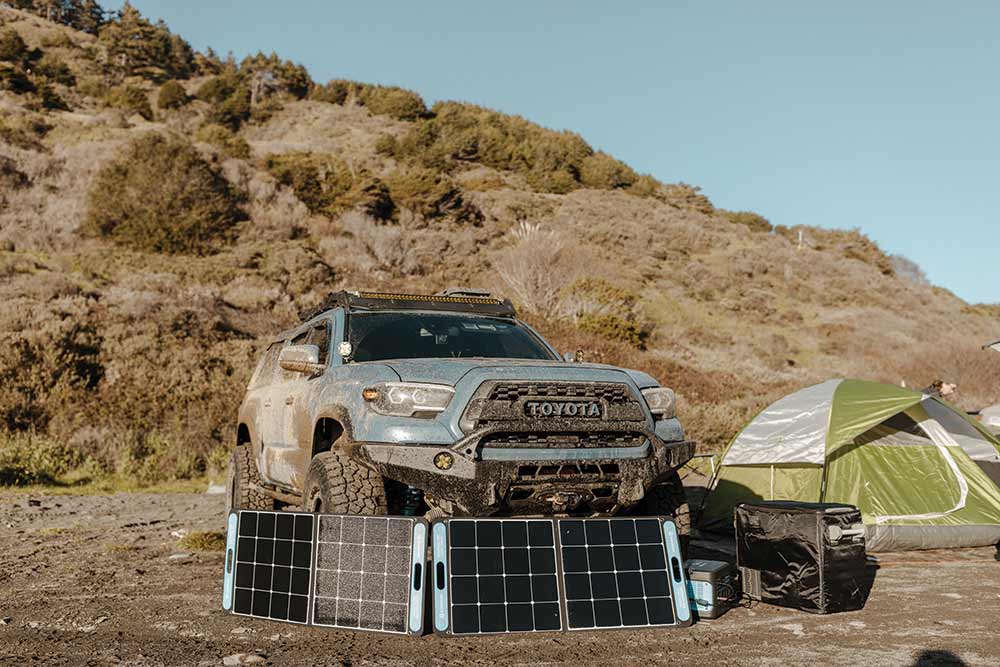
{"left": 179, "top": 530, "right": 226, "bottom": 552}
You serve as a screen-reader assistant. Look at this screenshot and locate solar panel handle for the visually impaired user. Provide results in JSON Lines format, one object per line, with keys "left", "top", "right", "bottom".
{"left": 671, "top": 556, "right": 683, "bottom": 582}
{"left": 412, "top": 562, "right": 423, "bottom": 591}
{"left": 436, "top": 561, "right": 446, "bottom": 590}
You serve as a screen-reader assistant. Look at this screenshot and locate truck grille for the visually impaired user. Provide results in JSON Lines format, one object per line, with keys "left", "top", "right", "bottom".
{"left": 488, "top": 382, "right": 632, "bottom": 403}
{"left": 462, "top": 380, "right": 647, "bottom": 430}
{"left": 480, "top": 432, "right": 646, "bottom": 449}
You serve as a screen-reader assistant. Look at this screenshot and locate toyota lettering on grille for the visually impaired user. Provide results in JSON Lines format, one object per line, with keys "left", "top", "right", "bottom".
{"left": 524, "top": 400, "right": 604, "bottom": 418}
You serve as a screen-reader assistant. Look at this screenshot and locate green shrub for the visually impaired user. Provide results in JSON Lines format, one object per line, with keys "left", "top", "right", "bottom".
{"left": 579, "top": 152, "right": 638, "bottom": 190}
{"left": 0, "top": 63, "right": 34, "bottom": 94}
{"left": 391, "top": 101, "right": 597, "bottom": 194}
{"left": 265, "top": 152, "right": 354, "bottom": 214}
{"left": 40, "top": 32, "right": 77, "bottom": 49}
{"left": 105, "top": 84, "right": 153, "bottom": 120}
{"left": 349, "top": 176, "right": 396, "bottom": 221}
{"left": 374, "top": 133, "right": 397, "bottom": 156}
{"left": 35, "top": 55, "right": 75, "bottom": 86}
{"left": 562, "top": 278, "right": 648, "bottom": 348}
{"left": 76, "top": 76, "right": 107, "bottom": 99}
{"left": 356, "top": 84, "right": 427, "bottom": 120}
{"left": 207, "top": 85, "right": 251, "bottom": 130}
{"left": 194, "top": 75, "right": 236, "bottom": 104}
{"left": 627, "top": 174, "right": 662, "bottom": 198}
{"left": 0, "top": 29, "right": 28, "bottom": 65}
{"left": 0, "top": 114, "right": 51, "bottom": 150}
{"left": 661, "top": 183, "right": 714, "bottom": 214}
{"left": 724, "top": 210, "right": 772, "bottom": 233}
{"left": 0, "top": 156, "right": 29, "bottom": 189}
{"left": 240, "top": 52, "right": 312, "bottom": 99}
{"left": 194, "top": 123, "right": 251, "bottom": 159}
{"left": 179, "top": 530, "right": 227, "bottom": 551}
{"left": 0, "top": 320, "right": 103, "bottom": 434}
{"left": 157, "top": 80, "right": 188, "bottom": 109}
{"left": 577, "top": 313, "right": 647, "bottom": 349}
{"left": 385, "top": 167, "right": 480, "bottom": 223}
{"left": 0, "top": 432, "right": 84, "bottom": 486}
{"left": 311, "top": 79, "right": 351, "bottom": 105}
{"left": 84, "top": 133, "right": 244, "bottom": 254}
{"left": 116, "top": 431, "right": 202, "bottom": 483}
{"left": 38, "top": 84, "right": 69, "bottom": 111}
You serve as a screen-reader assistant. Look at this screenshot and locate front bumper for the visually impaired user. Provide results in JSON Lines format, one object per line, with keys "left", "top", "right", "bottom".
{"left": 359, "top": 430, "right": 695, "bottom": 516}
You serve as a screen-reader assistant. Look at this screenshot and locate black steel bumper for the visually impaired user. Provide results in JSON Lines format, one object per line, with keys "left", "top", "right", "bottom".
{"left": 359, "top": 432, "right": 695, "bottom": 516}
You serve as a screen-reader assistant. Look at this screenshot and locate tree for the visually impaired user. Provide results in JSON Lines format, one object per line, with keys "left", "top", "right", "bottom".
{"left": 98, "top": 2, "right": 194, "bottom": 81}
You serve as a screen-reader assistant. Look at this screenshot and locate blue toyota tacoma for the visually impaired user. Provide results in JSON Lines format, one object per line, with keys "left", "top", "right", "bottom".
{"left": 226, "top": 290, "right": 694, "bottom": 524}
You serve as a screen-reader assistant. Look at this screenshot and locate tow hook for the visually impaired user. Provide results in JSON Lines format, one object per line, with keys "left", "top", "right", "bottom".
{"left": 544, "top": 491, "right": 583, "bottom": 513}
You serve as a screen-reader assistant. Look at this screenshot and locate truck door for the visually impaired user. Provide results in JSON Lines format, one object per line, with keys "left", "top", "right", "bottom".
{"left": 269, "top": 322, "right": 332, "bottom": 489}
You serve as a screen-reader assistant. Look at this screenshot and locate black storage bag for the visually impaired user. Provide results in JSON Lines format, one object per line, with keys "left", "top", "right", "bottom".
{"left": 735, "top": 501, "right": 871, "bottom": 614}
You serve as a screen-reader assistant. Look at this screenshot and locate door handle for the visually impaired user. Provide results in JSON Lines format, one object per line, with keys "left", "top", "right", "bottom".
{"left": 285, "top": 397, "right": 295, "bottom": 405}
{"left": 263, "top": 399, "right": 272, "bottom": 408}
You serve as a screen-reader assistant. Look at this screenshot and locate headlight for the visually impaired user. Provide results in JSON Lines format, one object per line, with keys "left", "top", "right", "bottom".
{"left": 641, "top": 387, "right": 676, "bottom": 420}
{"left": 362, "top": 382, "right": 455, "bottom": 418}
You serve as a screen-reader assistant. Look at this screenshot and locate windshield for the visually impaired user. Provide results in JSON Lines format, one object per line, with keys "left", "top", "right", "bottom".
{"left": 348, "top": 312, "right": 556, "bottom": 362}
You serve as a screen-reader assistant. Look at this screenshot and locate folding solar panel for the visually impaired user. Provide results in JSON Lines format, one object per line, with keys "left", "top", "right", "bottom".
{"left": 559, "top": 518, "right": 690, "bottom": 630}
{"left": 222, "top": 511, "right": 426, "bottom": 635}
{"left": 432, "top": 519, "right": 563, "bottom": 635}
{"left": 431, "top": 517, "right": 691, "bottom": 635}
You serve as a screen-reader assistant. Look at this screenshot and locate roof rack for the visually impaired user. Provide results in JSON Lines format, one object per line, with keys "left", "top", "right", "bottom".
{"left": 299, "top": 290, "right": 517, "bottom": 321}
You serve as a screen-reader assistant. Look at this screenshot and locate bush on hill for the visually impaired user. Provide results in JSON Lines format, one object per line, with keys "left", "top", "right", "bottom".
{"left": 265, "top": 152, "right": 354, "bottom": 215}
{"left": 385, "top": 167, "right": 480, "bottom": 223}
{"left": 104, "top": 84, "right": 152, "bottom": 119}
{"left": 724, "top": 210, "right": 772, "bottom": 233}
{"left": 156, "top": 79, "right": 188, "bottom": 109}
{"left": 35, "top": 55, "right": 76, "bottom": 86}
{"left": 194, "top": 123, "right": 250, "bottom": 159}
{"left": 386, "top": 101, "right": 641, "bottom": 195}
{"left": 83, "top": 133, "right": 244, "bottom": 254}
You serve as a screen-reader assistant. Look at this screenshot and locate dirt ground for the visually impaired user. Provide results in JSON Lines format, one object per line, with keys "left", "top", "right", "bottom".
{"left": 0, "top": 491, "right": 997, "bottom": 667}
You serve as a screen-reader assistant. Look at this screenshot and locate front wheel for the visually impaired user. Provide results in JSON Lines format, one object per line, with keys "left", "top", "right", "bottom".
{"left": 225, "top": 446, "right": 274, "bottom": 514}
{"left": 301, "top": 449, "right": 388, "bottom": 515}
{"left": 636, "top": 470, "right": 690, "bottom": 536}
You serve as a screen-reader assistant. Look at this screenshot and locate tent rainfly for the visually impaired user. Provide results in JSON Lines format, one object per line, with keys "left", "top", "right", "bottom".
{"left": 700, "top": 379, "right": 1000, "bottom": 551}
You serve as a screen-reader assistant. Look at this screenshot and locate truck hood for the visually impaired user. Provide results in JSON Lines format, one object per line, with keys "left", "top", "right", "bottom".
{"left": 381, "top": 358, "right": 660, "bottom": 389}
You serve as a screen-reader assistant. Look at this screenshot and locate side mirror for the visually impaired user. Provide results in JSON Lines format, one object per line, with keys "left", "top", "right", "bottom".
{"left": 279, "top": 344, "right": 324, "bottom": 375}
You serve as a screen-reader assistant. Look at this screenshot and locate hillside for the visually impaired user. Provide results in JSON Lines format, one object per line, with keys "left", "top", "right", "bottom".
{"left": 1, "top": 4, "right": 998, "bottom": 486}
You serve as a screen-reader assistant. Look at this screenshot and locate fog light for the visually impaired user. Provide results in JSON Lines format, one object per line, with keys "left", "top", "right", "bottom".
{"left": 433, "top": 452, "right": 454, "bottom": 470}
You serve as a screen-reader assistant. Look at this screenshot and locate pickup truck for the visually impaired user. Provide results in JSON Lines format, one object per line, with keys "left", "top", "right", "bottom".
{"left": 226, "top": 290, "right": 694, "bottom": 527}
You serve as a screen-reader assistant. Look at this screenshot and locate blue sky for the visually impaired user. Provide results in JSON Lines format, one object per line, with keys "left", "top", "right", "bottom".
{"left": 110, "top": 1, "right": 999, "bottom": 303}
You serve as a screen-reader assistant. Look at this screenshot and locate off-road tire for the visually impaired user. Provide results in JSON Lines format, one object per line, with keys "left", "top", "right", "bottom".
{"left": 638, "top": 470, "right": 690, "bottom": 536}
{"left": 302, "top": 449, "right": 388, "bottom": 515}
{"left": 226, "top": 446, "right": 273, "bottom": 513}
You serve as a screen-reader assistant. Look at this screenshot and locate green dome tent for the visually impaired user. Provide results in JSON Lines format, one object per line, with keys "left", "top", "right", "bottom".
{"left": 700, "top": 379, "right": 1000, "bottom": 551}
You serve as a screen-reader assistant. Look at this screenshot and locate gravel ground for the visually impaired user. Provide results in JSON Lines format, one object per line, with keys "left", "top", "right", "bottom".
{"left": 0, "top": 491, "right": 997, "bottom": 666}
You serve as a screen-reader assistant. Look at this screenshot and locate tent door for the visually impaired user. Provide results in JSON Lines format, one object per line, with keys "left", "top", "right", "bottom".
{"left": 872, "top": 411, "right": 968, "bottom": 524}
